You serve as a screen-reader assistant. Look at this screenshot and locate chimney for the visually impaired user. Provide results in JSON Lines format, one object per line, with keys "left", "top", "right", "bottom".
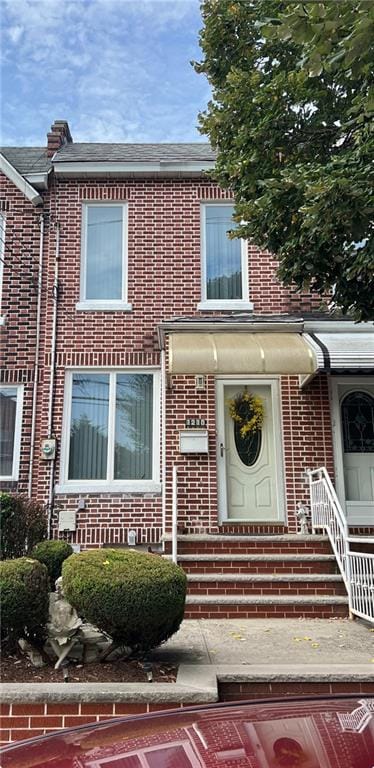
{"left": 47, "top": 120, "right": 73, "bottom": 158}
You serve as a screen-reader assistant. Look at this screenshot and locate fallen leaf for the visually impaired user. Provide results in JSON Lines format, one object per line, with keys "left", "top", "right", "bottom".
{"left": 311, "top": 643, "right": 319, "bottom": 648}
{"left": 303, "top": 637, "right": 312, "bottom": 641}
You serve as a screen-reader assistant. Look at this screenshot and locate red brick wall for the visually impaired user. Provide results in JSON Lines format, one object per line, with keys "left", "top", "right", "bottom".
{"left": 0, "top": 174, "right": 44, "bottom": 494}
{"left": 1, "top": 171, "right": 334, "bottom": 543}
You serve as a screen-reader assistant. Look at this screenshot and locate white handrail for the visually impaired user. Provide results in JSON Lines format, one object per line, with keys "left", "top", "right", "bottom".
{"left": 308, "top": 467, "right": 374, "bottom": 624}
{"left": 172, "top": 465, "right": 178, "bottom": 564}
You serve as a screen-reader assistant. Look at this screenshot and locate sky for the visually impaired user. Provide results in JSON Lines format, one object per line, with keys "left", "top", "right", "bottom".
{"left": 1, "top": 0, "right": 211, "bottom": 146}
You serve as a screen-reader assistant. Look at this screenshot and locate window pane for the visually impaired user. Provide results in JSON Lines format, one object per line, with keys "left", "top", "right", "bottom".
{"left": 114, "top": 374, "right": 153, "bottom": 480}
{"left": 68, "top": 374, "right": 109, "bottom": 479}
{"left": 85, "top": 206, "right": 123, "bottom": 300}
{"left": 0, "top": 388, "right": 17, "bottom": 476}
{"left": 147, "top": 746, "right": 193, "bottom": 768}
{"left": 342, "top": 391, "right": 374, "bottom": 452}
{"left": 205, "top": 205, "right": 242, "bottom": 300}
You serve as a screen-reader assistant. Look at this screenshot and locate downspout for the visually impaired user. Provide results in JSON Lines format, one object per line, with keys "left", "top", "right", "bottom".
{"left": 47, "top": 222, "right": 60, "bottom": 537}
{"left": 161, "top": 347, "right": 167, "bottom": 549}
{"left": 28, "top": 212, "right": 44, "bottom": 497}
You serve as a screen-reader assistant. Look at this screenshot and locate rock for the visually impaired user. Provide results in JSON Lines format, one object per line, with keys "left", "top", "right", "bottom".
{"left": 18, "top": 639, "right": 46, "bottom": 668}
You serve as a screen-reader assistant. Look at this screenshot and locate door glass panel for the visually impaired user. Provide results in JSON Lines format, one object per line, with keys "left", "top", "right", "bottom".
{"left": 234, "top": 422, "right": 262, "bottom": 466}
{"left": 341, "top": 391, "right": 374, "bottom": 452}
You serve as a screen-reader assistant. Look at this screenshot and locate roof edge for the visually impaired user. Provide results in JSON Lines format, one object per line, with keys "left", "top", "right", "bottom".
{"left": 0, "top": 153, "right": 43, "bottom": 206}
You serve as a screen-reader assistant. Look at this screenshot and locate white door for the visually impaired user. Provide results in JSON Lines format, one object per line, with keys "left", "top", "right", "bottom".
{"left": 337, "top": 383, "right": 374, "bottom": 525}
{"left": 217, "top": 381, "right": 281, "bottom": 521}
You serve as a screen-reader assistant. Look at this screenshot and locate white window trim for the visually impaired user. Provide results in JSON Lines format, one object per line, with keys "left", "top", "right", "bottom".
{"left": 199, "top": 203, "right": 253, "bottom": 310}
{"left": 57, "top": 368, "right": 161, "bottom": 494}
{"left": 78, "top": 202, "right": 131, "bottom": 310}
{"left": 88, "top": 740, "right": 202, "bottom": 768}
{"left": 0, "top": 384, "right": 24, "bottom": 481}
{"left": 0, "top": 213, "right": 6, "bottom": 323}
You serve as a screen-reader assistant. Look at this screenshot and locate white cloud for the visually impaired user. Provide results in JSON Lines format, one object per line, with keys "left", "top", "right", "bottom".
{"left": 1, "top": 0, "right": 209, "bottom": 144}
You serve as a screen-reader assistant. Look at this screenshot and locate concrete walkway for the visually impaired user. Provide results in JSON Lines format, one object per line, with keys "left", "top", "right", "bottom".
{"left": 150, "top": 617, "right": 374, "bottom": 666}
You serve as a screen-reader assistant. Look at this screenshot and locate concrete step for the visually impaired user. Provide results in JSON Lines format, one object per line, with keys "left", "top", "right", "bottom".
{"left": 187, "top": 572, "right": 346, "bottom": 597}
{"left": 184, "top": 594, "right": 349, "bottom": 620}
{"left": 165, "top": 553, "right": 339, "bottom": 575}
{"left": 163, "top": 534, "right": 332, "bottom": 556}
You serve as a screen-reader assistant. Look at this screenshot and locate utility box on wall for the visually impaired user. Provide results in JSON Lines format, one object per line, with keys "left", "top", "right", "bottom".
{"left": 179, "top": 430, "right": 209, "bottom": 454}
{"left": 58, "top": 510, "right": 77, "bottom": 532}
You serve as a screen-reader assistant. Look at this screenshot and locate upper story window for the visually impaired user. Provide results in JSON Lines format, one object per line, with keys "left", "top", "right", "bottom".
{"left": 198, "top": 204, "right": 252, "bottom": 311}
{"left": 0, "top": 385, "right": 23, "bottom": 481}
{"left": 77, "top": 203, "right": 131, "bottom": 311}
{"left": 57, "top": 369, "right": 160, "bottom": 493}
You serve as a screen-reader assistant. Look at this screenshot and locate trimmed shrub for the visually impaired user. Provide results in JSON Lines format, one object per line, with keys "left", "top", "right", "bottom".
{"left": 0, "top": 492, "right": 47, "bottom": 559}
{"left": 62, "top": 549, "right": 187, "bottom": 652}
{"left": 31, "top": 540, "right": 73, "bottom": 590}
{"left": 0, "top": 557, "right": 49, "bottom": 649}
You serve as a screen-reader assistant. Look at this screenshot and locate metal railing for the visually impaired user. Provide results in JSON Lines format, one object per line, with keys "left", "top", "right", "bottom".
{"left": 337, "top": 699, "right": 374, "bottom": 733}
{"left": 308, "top": 467, "right": 374, "bottom": 623}
{"left": 171, "top": 465, "right": 178, "bottom": 564}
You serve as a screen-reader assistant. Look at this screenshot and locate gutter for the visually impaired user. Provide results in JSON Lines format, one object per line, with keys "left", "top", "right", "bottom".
{"left": 28, "top": 213, "right": 45, "bottom": 497}
{"left": 47, "top": 222, "right": 60, "bottom": 536}
{"left": 0, "top": 153, "right": 43, "bottom": 206}
{"left": 52, "top": 160, "right": 215, "bottom": 177}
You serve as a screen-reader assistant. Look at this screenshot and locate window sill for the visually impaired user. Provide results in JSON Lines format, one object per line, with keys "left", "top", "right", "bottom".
{"left": 76, "top": 301, "right": 133, "bottom": 312}
{"left": 55, "top": 482, "right": 161, "bottom": 495}
{"left": 197, "top": 300, "right": 254, "bottom": 311}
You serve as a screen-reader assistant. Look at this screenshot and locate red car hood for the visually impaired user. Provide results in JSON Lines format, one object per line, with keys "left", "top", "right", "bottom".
{"left": 1, "top": 696, "right": 373, "bottom": 768}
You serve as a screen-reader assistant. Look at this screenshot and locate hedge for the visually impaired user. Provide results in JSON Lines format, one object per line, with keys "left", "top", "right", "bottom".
{"left": 62, "top": 549, "right": 187, "bottom": 652}
{"left": 0, "top": 492, "right": 47, "bottom": 559}
{"left": 31, "top": 540, "right": 73, "bottom": 590}
{"left": 0, "top": 558, "right": 49, "bottom": 649}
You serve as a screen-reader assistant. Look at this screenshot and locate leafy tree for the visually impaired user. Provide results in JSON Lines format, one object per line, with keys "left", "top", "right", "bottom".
{"left": 194, "top": 1, "right": 374, "bottom": 320}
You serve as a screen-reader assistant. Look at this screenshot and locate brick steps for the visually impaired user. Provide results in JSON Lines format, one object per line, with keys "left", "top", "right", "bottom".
{"left": 164, "top": 534, "right": 331, "bottom": 555}
{"left": 187, "top": 573, "right": 346, "bottom": 596}
{"left": 184, "top": 595, "right": 349, "bottom": 619}
{"left": 165, "top": 534, "right": 347, "bottom": 619}
{"left": 168, "top": 553, "right": 338, "bottom": 575}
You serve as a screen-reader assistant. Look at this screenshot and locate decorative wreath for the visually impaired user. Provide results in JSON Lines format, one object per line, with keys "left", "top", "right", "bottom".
{"left": 227, "top": 389, "right": 264, "bottom": 438}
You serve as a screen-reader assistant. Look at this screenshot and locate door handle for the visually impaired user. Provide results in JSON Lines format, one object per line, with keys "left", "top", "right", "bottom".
{"left": 220, "top": 442, "right": 226, "bottom": 457}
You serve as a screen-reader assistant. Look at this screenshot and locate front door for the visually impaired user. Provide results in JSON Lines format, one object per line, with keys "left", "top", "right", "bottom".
{"left": 334, "top": 381, "right": 374, "bottom": 525}
{"left": 217, "top": 380, "right": 282, "bottom": 521}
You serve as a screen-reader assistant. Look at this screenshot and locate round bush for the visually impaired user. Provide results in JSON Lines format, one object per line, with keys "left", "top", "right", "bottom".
{"left": 0, "top": 557, "right": 49, "bottom": 649}
{"left": 31, "top": 539, "right": 73, "bottom": 590}
{"left": 62, "top": 549, "right": 187, "bottom": 652}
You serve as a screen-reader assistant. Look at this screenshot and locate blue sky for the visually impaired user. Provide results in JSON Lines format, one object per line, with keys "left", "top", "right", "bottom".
{"left": 1, "top": 0, "right": 211, "bottom": 146}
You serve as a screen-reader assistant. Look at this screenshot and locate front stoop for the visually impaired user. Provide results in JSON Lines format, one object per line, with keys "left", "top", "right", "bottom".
{"left": 164, "top": 535, "right": 349, "bottom": 619}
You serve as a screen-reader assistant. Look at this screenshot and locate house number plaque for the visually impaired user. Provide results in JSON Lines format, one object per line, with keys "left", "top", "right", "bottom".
{"left": 185, "top": 418, "right": 206, "bottom": 428}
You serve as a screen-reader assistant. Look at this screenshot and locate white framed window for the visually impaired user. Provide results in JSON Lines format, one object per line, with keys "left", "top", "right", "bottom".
{"left": 57, "top": 369, "right": 160, "bottom": 493}
{"left": 88, "top": 740, "right": 201, "bottom": 768}
{"left": 0, "top": 385, "right": 23, "bottom": 481}
{"left": 0, "top": 213, "right": 5, "bottom": 322}
{"left": 198, "top": 203, "right": 252, "bottom": 310}
{"left": 76, "top": 203, "right": 132, "bottom": 311}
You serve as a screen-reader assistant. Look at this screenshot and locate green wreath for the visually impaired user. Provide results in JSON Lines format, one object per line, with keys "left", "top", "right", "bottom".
{"left": 227, "top": 390, "right": 264, "bottom": 438}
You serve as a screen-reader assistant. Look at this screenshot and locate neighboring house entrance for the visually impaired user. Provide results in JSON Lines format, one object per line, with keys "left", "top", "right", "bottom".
{"left": 332, "top": 378, "right": 374, "bottom": 525}
{"left": 217, "top": 379, "right": 283, "bottom": 522}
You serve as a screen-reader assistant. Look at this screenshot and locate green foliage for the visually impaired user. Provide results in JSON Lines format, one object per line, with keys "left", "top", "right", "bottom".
{"left": 31, "top": 540, "right": 73, "bottom": 590}
{"left": 194, "top": 1, "right": 374, "bottom": 320}
{"left": 62, "top": 549, "right": 187, "bottom": 652}
{"left": 0, "top": 557, "right": 49, "bottom": 649}
{"left": 0, "top": 492, "right": 47, "bottom": 560}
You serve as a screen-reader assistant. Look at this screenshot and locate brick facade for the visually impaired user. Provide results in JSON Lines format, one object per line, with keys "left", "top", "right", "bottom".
{"left": 0, "top": 124, "right": 371, "bottom": 547}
